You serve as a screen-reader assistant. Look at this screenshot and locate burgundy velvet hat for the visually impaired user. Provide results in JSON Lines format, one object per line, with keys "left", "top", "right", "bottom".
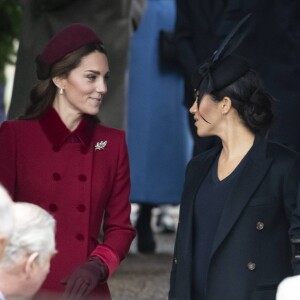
{"left": 36, "top": 23, "right": 103, "bottom": 80}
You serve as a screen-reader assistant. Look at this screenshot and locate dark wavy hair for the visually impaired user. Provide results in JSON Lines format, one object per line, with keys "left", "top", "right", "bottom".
{"left": 19, "top": 42, "right": 107, "bottom": 121}
{"left": 198, "top": 69, "right": 274, "bottom": 133}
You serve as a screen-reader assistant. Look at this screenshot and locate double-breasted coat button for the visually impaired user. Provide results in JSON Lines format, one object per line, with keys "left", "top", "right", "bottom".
{"left": 49, "top": 203, "right": 58, "bottom": 212}
{"left": 256, "top": 221, "right": 264, "bottom": 231}
{"left": 247, "top": 262, "right": 256, "bottom": 271}
{"left": 76, "top": 234, "right": 85, "bottom": 241}
{"left": 52, "top": 173, "right": 61, "bottom": 181}
{"left": 77, "top": 204, "right": 86, "bottom": 212}
{"left": 174, "top": 258, "right": 177, "bottom": 264}
{"left": 78, "top": 174, "right": 87, "bottom": 182}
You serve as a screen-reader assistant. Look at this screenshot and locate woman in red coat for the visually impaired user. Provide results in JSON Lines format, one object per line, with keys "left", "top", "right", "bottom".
{"left": 0, "top": 23, "right": 135, "bottom": 299}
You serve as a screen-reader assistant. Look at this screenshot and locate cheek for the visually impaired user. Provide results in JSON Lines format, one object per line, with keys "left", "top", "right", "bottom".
{"left": 67, "top": 79, "right": 90, "bottom": 96}
{"left": 199, "top": 102, "right": 210, "bottom": 116}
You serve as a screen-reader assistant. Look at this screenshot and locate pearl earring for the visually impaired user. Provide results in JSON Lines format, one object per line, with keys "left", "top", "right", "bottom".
{"left": 59, "top": 88, "right": 64, "bottom": 95}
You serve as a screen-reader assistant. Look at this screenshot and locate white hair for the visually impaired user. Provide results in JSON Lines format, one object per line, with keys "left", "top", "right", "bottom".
{"left": 0, "top": 184, "right": 14, "bottom": 239}
{"left": 0, "top": 202, "right": 56, "bottom": 268}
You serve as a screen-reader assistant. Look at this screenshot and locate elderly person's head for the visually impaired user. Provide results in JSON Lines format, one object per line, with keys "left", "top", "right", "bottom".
{"left": 0, "top": 202, "right": 56, "bottom": 299}
{"left": 0, "top": 185, "right": 14, "bottom": 258}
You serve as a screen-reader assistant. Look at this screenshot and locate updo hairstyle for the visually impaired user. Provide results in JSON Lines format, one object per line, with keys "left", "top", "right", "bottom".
{"left": 201, "top": 70, "right": 274, "bottom": 133}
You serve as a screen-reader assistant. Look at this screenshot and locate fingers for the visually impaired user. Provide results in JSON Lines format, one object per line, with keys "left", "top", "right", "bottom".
{"left": 64, "top": 278, "right": 90, "bottom": 300}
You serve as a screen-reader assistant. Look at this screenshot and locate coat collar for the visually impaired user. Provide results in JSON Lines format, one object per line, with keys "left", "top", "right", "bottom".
{"left": 39, "top": 107, "right": 97, "bottom": 153}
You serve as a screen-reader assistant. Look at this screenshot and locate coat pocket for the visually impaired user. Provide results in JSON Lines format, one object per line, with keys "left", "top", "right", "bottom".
{"left": 248, "top": 196, "right": 278, "bottom": 207}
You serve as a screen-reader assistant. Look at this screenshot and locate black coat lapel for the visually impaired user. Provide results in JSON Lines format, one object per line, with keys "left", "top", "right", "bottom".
{"left": 179, "top": 147, "right": 221, "bottom": 261}
{"left": 174, "top": 146, "right": 220, "bottom": 299}
{"left": 210, "top": 135, "right": 273, "bottom": 257}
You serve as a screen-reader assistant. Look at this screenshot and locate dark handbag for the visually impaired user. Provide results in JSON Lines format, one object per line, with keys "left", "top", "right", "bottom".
{"left": 158, "top": 30, "right": 179, "bottom": 71}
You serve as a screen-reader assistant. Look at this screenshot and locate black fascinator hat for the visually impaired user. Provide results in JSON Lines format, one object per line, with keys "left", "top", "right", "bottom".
{"left": 192, "top": 14, "right": 252, "bottom": 99}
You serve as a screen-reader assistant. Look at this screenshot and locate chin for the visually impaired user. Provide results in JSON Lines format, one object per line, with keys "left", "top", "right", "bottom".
{"left": 197, "top": 130, "right": 205, "bottom": 137}
{"left": 197, "top": 131, "right": 211, "bottom": 137}
{"left": 85, "top": 109, "right": 100, "bottom": 116}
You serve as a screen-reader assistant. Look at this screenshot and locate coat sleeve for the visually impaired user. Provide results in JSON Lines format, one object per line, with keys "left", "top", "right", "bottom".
{"left": 174, "top": 0, "right": 197, "bottom": 80}
{"left": 0, "top": 121, "right": 17, "bottom": 198}
{"left": 90, "top": 131, "right": 136, "bottom": 277}
{"left": 286, "top": 156, "right": 300, "bottom": 274}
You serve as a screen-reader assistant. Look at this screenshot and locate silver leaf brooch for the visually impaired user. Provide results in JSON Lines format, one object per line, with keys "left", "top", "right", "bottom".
{"left": 95, "top": 141, "right": 108, "bottom": 151}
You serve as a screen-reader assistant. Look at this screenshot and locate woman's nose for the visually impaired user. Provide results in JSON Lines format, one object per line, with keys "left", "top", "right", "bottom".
{"left": 189, "top": 100, "right": 197, "bottom": 114}
{"left": 96, "top": 81, "right": 107, "bottom": 94}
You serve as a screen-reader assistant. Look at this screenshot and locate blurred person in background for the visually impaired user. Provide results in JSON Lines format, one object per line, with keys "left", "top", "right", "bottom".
{"left": 174, "top": 0, "right": 228, "bottom": 155}
{"left": 0, "top": 202, "right": 56, "bottom": 300}
{"left": 127, "top": 0, "right": 192, "bottom": 253}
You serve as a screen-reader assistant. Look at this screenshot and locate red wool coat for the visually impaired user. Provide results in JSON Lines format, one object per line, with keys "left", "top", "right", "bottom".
{"left": 0, "top": 107, "right": 135, "bottom": 298}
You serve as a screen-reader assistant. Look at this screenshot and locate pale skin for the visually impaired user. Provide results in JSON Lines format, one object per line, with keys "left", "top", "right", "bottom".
{"left": 0, "top": 252, "right": 55, "bottom": 300}
{"left": 190, "top": 94, "right": 255, "bottom": 181}
{"left": 52, "top": 51, "right": 109, "bottom": 131}
{"left": 0, "top": 235, "right": 7, "bottom": 258}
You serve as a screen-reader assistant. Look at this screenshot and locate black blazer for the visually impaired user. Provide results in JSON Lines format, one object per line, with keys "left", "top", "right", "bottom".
{"left": 169, "top": 135, "right": 300, "bottom": 300}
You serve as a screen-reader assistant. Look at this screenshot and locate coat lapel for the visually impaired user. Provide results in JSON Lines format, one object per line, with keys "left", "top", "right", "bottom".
{"left": 210, "top": 135, "right": 273, "bottom": 257}
{"left": 180, "top": 147, "right": 221, "bottom": 262}
{"left": 175, "top": 147, "right": 220, "bottom": 299}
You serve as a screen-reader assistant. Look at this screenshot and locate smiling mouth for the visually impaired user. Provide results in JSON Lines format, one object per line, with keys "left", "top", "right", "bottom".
{"left": 90, "top": 97, "right": 102, "bottom": 102}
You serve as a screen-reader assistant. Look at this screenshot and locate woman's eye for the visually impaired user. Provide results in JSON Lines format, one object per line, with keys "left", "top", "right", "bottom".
{"left": 87, "top": 75, "right": 96, "bottom": 81}
{"left": 104, "top": 75, "right": 110, "bottom": 81}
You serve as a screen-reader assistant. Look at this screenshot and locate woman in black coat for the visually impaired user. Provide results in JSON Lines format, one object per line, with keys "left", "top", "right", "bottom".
{"left": 169, "top": 54, "right": 300, "bottom": 300}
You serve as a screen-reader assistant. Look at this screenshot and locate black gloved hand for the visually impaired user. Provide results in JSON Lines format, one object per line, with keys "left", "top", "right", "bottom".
{"left": 61, "top": 256, "right": 109, "bottom": 300}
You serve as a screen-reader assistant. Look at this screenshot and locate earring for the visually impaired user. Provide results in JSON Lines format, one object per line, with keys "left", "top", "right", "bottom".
{"left": 59, "top": 88, "right": 64, "bottom": 95}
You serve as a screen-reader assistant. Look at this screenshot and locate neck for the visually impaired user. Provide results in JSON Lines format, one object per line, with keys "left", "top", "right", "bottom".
{"left": 219, "top": 125, "right": 255, "bottom": 160}
{"left": 53, "top": 97, "right": 82, "bottom": 131}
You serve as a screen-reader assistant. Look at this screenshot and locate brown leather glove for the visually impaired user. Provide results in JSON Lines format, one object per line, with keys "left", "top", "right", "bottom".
{"left": 61, "top": 256, "right": 108, "bottom": 300}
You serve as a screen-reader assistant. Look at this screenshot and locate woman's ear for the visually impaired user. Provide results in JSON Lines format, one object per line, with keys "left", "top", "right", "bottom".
{"left": 0, "top": 235, "right": 7, "bottom": 258}
{"left": 52, "top": 76, "right": 64, "bottom": 89}
{"left": 24, "top": 252, "right": 39, "bottom": 278}
{"left": 221, "top": 97, "right": 232, "bottom": 114}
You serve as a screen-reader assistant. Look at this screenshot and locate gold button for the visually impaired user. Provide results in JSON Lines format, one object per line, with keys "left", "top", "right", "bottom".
{"left": 247, "top": 262, "right": 256, "bottom": 271}
{"left": 256, "top": 221, "right": 264, "bottom": 231}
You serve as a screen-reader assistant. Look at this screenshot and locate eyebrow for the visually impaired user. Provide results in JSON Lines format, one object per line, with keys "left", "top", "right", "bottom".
{"left": 85, "top": 70, "right": 110, "bottom": 76}
{"left": 85, "top": 70, "right": 100, "bottom": 75}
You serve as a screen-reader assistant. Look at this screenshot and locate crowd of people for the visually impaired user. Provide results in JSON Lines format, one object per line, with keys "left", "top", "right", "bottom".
{"left": 0, "top": 0, "right": 300, "bottom": 299}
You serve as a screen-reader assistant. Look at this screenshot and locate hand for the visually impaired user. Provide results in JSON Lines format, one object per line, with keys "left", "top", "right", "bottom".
{"left": 62, "top": 257, "right": 108, "bottom": 300}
